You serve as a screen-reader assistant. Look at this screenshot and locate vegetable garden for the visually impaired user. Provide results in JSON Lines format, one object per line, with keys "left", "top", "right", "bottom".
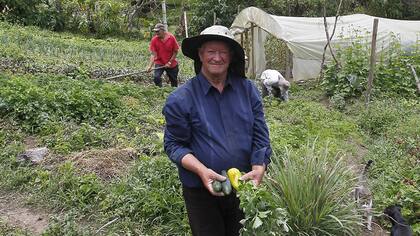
{"left": 0, "top": 20, "right": 419, "bottom": 235}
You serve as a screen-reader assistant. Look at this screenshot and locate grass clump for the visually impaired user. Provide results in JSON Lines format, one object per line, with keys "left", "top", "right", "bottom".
{"left": 240, "top": 142, "right": 363, "bottom": 235}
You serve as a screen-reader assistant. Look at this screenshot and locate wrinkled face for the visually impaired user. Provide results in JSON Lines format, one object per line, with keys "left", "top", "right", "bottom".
{"left": 198, "top": 41, "right": 231, "bottom": 78}
{"left": 155, "top": 29, "right": 165, "bottom": 39}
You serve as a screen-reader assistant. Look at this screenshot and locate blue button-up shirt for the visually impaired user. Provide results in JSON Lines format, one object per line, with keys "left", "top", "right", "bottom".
{"left": 163, "top": 73, "right": 271, "bottom": 187}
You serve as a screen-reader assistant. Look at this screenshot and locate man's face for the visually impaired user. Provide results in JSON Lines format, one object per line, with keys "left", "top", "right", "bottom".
{"left": 198, "top": 41, "right": 231, "bottom": 78}
{"left": 154, "top": 29, "right": 165, "bottom": 39}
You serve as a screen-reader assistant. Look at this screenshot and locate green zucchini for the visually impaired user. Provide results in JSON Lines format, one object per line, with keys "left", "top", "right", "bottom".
{"left": 221, "top": 170, "right": 232, "bottom": 195}
{"left": 212, "top": 180, "right": 222, "bottom": 192}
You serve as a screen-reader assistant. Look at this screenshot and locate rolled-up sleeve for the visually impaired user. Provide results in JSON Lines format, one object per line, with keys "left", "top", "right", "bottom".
{"left": 249, "top": 83, "right": 272, "bottom": 166}
{"left": 162, "top": 93, "right": 193, "bottom": 165}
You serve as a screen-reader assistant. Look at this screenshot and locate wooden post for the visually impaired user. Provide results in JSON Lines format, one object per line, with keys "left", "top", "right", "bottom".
{"left": 365, "top": 18, "right": 379, "bottom": 107}
{"left": 213, "top": 12, "right": 216, "bottom": 25}
{"left": 285, "top": 48, "right": 292, "bottom": 81}
{"left": 251, "top": 23, "right": 255, "bottom": 79}
{"left": 183, "top": 11, "right": 188, "bottom": 38}
{"left": 162, "top": 0, "right": 167, "bottom": 31}
{"left": 240, "top": 33, "right": 244, "bottom": 47}
{"left": 244, "top": 29, "right": 249, "bottom": 77}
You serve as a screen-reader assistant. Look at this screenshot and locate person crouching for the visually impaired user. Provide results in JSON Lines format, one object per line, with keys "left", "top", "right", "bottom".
{"left": 260, "top": 69, "right": 290, "bottom": 101}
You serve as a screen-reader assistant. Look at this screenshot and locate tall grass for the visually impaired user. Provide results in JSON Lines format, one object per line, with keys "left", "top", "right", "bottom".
{"left": 266, "top": 143, "right": 363, "bottom": 235}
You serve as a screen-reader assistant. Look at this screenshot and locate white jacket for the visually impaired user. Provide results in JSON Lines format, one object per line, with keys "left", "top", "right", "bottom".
{"left": 260, "top": 69, "right": 290, "bottom": 100}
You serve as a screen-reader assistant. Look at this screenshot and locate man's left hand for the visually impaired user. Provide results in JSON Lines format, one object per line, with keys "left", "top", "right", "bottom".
{"left": 240, "top": 164, "right": 266, "bottom": 186}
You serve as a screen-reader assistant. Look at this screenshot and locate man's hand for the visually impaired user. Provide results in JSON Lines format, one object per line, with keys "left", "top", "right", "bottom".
{"left": 146, "top": 66, "right": 153, "bottom": 73}
{"left": 180, "top": 153, "right": 226, "bottom": 196}
{"left": 240, "top": 164, "right": 266, "bottom": 186}
{"left": 198, "top": 168, "right": 226, "bottom": 196}
{"left": 164, "top": 61, "right": 172, "bottom": 68}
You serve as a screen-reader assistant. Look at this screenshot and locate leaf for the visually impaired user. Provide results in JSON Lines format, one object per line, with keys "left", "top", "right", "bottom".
{"left": 328, "top": 214, "right": 344, "bottom": 227}
{"left": 253, "top": 216, "right": 263, "bottom": 229}
{"left": 258, "top": 210, "right": 271, "bottom": 218}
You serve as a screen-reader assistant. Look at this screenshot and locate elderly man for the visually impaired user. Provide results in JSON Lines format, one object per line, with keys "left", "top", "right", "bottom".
{"left": 260, "top": 69, "right": 290, "bottom": 101}
{"left": 146, "top": 23, "right": 180, "bottom": 87}
{"left": 162, "top": 25, "right": 272, "bottom": 236}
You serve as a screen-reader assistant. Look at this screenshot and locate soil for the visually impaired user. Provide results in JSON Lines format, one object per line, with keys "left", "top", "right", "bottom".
{"left": 23, "top": 136, "right": 39, "bottom": 149}
{"left": 40, "top": 148, "right": 138, "bottom": 181}
{"left": 0, "top": 191, "right": 49, "bottom": 235}
{"left": 362, "top": 223, "right": 390, "bottom": 236}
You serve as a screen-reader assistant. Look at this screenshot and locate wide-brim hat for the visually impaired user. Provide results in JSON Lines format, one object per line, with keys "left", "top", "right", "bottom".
{"left": 153, "top": 23, "right": 165, "bottom": 32}
{"left": 182, "top": 25, "right": 245, "bottom": 78}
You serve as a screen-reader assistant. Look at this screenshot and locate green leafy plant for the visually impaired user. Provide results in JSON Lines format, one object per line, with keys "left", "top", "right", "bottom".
{"left": 322, "top": 35, "right": 419, "bottom": 100}
{"left": 265, "top": 144, "right": 363, "bottom": 235}
{"left": 238, "top": 182, "right": 290, "bottom": 235}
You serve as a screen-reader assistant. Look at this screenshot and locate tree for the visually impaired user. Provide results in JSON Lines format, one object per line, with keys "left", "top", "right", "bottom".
{"left": 127, "top": 0, "right": 159, "bottom": 31}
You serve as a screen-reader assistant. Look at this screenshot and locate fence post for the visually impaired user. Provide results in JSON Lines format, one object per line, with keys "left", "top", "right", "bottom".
{"left": 251, "top": 23, "right": 255, "bottom": 79}
{"left": 184, "top": 11, "right": 188, "bottom": 38}
{"left": 365, "top": 18, "right": 379, "bottom": 107}
{"left": 162, "top": 0, "right": 167, "bottom": 31}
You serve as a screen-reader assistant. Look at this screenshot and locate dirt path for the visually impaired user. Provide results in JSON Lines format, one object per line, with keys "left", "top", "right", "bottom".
{"left": 0, "top": 191, "right": 49, "bottom": 235}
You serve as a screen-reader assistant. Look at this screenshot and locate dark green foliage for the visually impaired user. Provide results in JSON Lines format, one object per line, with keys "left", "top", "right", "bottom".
{"left": 2, "top": 0, "right": 420, "bottom": 39}
{"left": 188, "top": 0, "right": 239, "bottom": 35}
{"left": 188, "top": 0, "right": 420, "bottom": 36}
{"left": 0, "top": 74, "right": 122, "bottom": 130}
{"left": 364, "top": 0, "right": 420, "bottom": 20}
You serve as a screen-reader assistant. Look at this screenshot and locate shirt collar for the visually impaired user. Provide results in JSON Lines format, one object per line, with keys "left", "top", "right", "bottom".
{"left": 197, "top": 73, "right": 235, "bottom": 95}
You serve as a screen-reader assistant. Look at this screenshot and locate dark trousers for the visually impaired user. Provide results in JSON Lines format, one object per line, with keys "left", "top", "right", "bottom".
{"left": 182, "top": 186, "right": 244, "bottom": 236}
{"left": 153, "top": 64, "right": 179, "bottom": 87}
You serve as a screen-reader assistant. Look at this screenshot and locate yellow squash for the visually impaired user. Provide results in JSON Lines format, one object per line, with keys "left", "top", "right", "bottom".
{"left": 227, "top": 168, "right": 242, "bottom": 190}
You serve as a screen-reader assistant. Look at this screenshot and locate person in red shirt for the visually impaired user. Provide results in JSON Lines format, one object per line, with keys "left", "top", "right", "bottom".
{"left": 146, "top": 23, "right": 180, "bottom": 87}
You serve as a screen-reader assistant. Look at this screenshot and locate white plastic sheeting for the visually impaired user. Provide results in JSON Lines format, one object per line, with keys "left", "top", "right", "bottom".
{"left": 231, "top": 7, "right": 420, "bottom": 80}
